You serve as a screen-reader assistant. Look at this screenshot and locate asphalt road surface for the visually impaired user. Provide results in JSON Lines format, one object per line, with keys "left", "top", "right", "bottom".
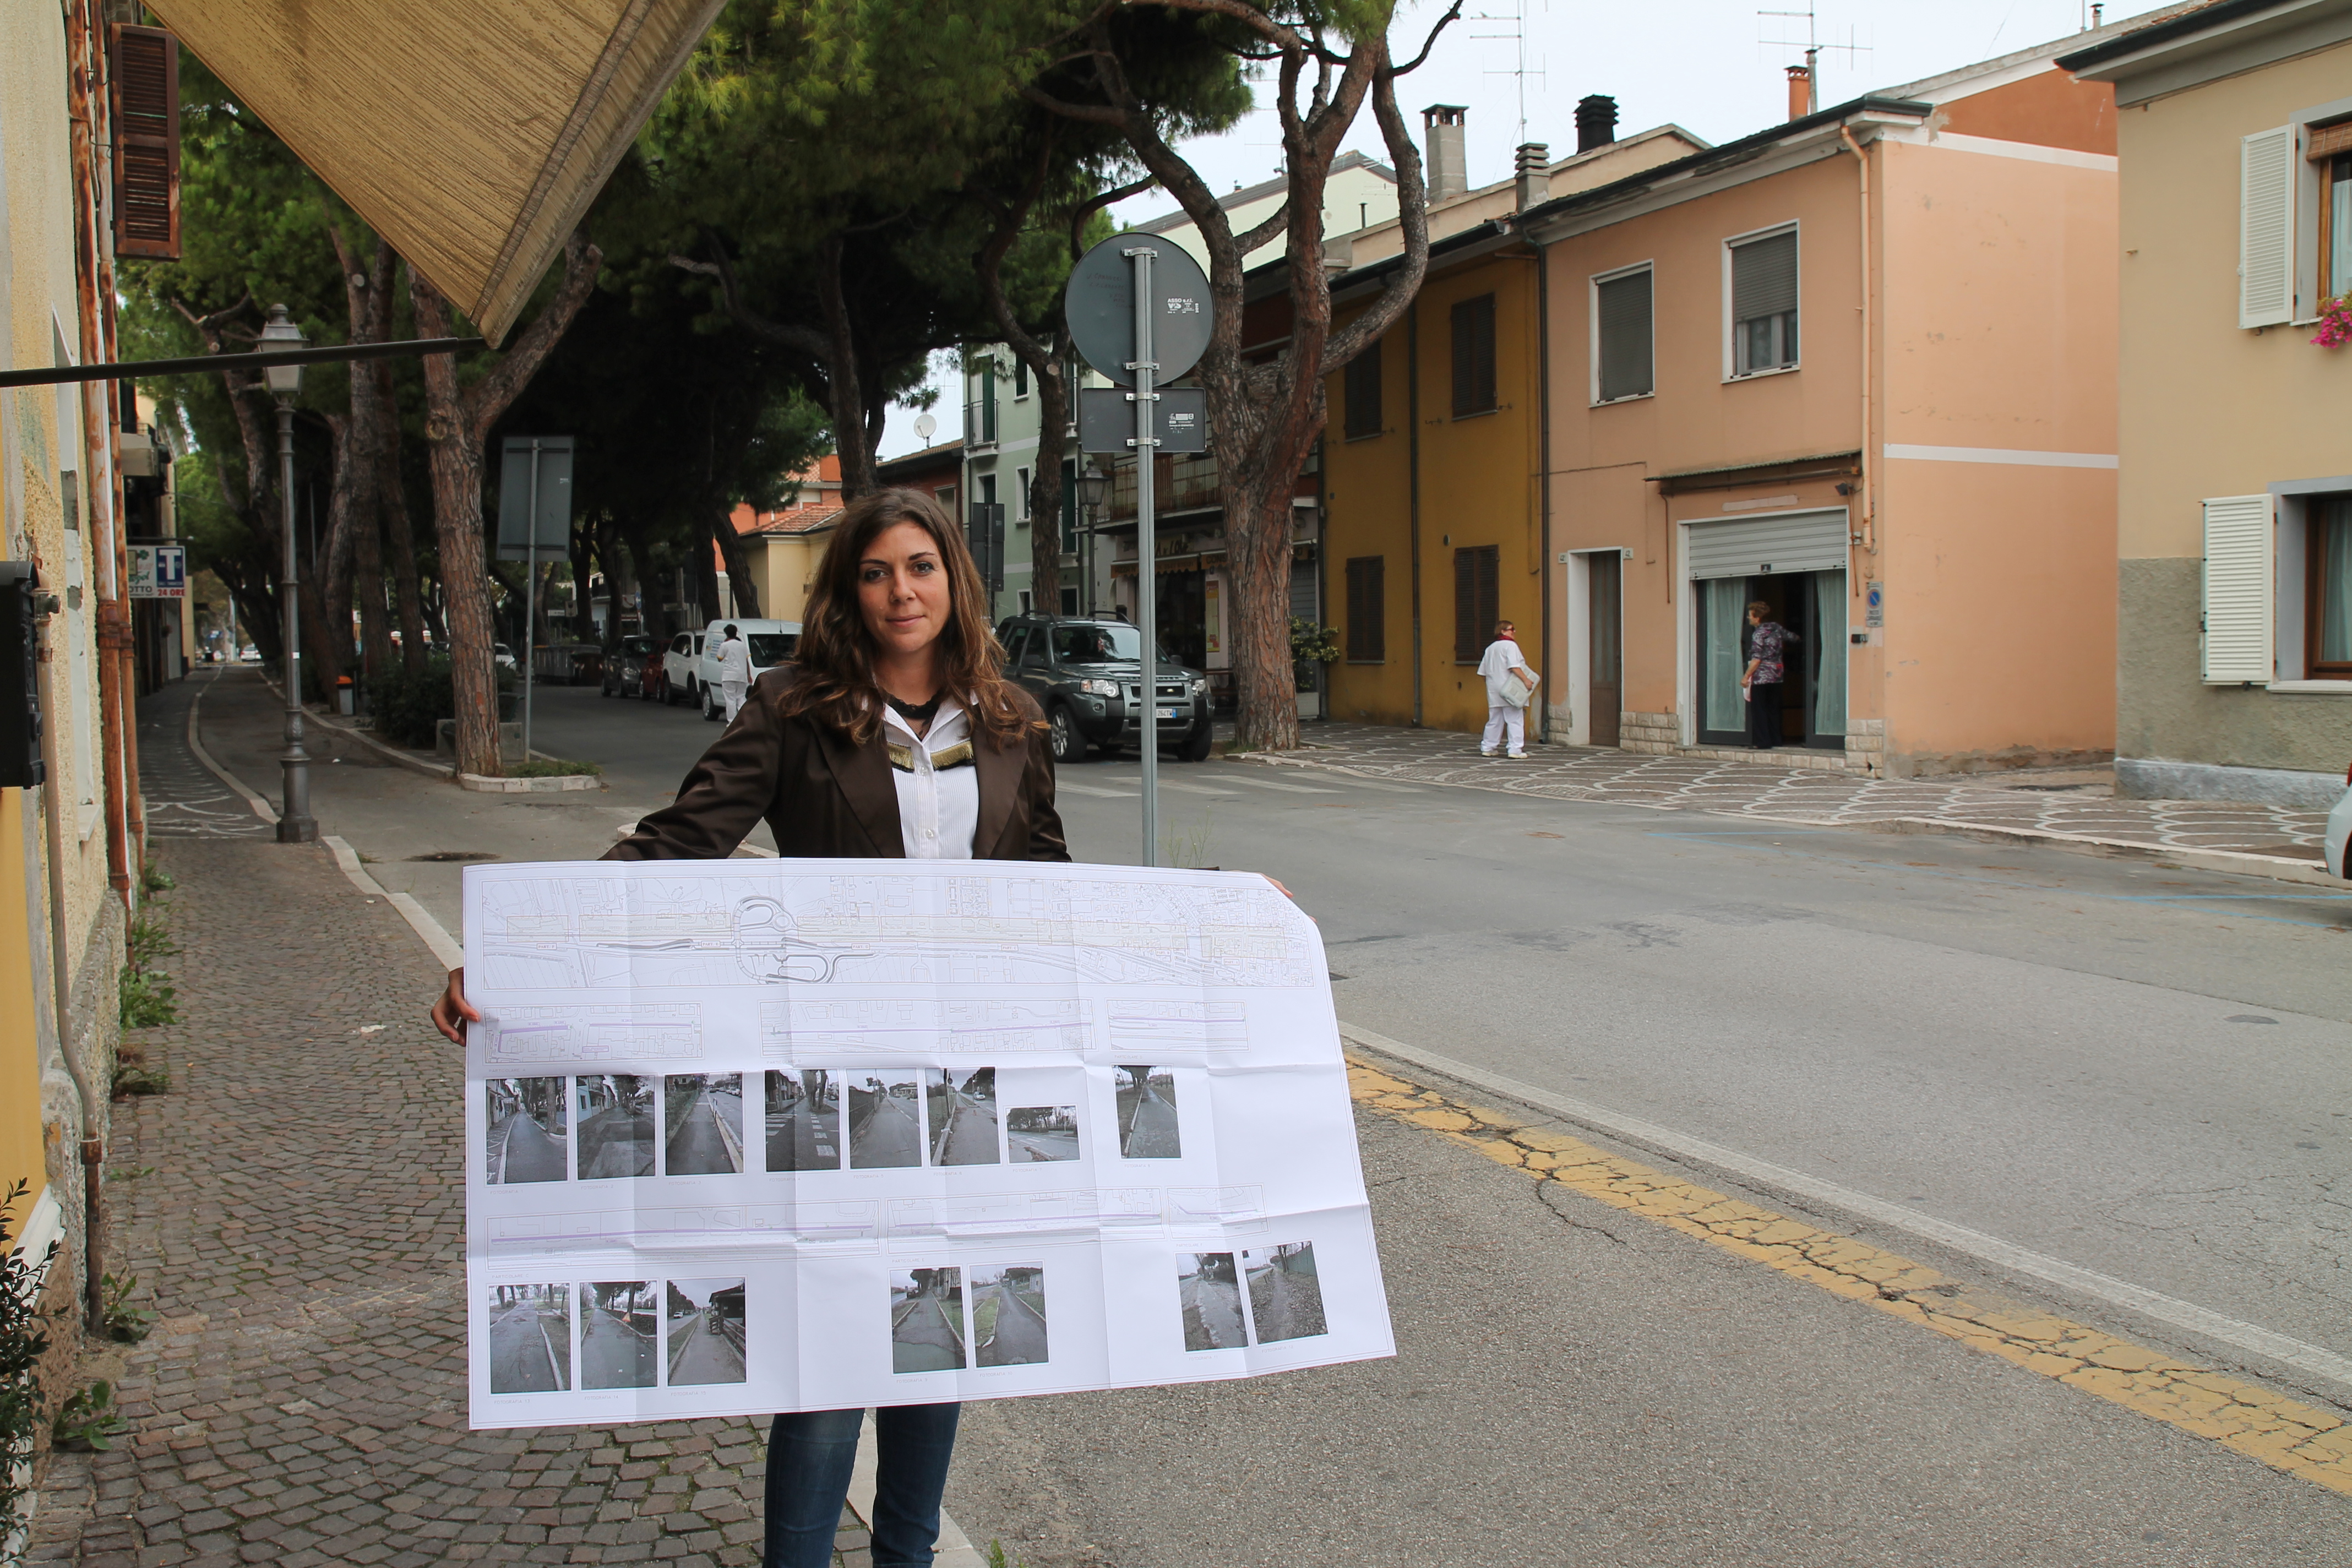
{"left": 980, "top": 1281, "right": 1048, "bottom": 1367}
{"left": 1119, "top": 1082, "right": 1181, "bottom": 1158}
{"left": 893, "top": 1293, "right": 962, "bottom": 1373}
{"left": 1006, "top": 1120, "right": 1080, "bottom": 1162}
{"left": 666, "top": 1310, "right": 745, "bottom": 1385}
{"left": 766, "top": 1102, "right": 839, "bottom": 1172}
{"left": 665, "top": 1084, "right": 742, "bottom": 1175}
{"left": 486, "top": 1304, "right": 567, "bottom": 1392}
{"left": 1180, "top": 1271, "right": 1246, "bottom": 1352}
{"left": 938, "top": 1091, "right": 1001, "bottom": 1165}
{"left": 853, "top": 1094, "right": 923, "bottom": 1169}
{"left": 576, "top": 1108, "right": 654, "bottom": 1179}
{"left": 492, "top": 1111, "right": 565, "bottom": 1183}
{"left": 580, "top": 1306, "right": 656, "bottom": 1389}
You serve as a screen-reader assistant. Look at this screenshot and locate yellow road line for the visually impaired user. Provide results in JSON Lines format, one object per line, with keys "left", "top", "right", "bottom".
{"left": 1347, "top": 1057, "right": 2352, "bottom": 1498}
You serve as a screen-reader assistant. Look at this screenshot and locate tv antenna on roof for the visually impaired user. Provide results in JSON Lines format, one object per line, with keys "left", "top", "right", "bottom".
{"left": 1469, "top": 0, "right": 1547, "bottom": 148}
{"left": 1759, "top": 6, "right": 1869, "bottom": 116}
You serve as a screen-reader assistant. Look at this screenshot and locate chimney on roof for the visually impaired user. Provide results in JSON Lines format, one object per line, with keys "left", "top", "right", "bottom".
{"left": 1574, "top": 95, "right": 1617, "bottom": 154}
{"left": 1514, "top": 144, "right": 1550, "bottom": 212}
{"left": 1785, "top": 62, "right": 1814, "bottom": 122}
{"left": 1423, "top": 104, "right": 1468, "bottom": 203}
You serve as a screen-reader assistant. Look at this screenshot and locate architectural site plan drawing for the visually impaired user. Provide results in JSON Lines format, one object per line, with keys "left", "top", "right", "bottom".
{"left": 462, "top": 858, "right": 1394, "bottom": 1428}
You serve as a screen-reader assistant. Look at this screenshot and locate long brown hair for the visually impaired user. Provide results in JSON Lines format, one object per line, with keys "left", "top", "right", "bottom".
{"left": 776, "top": 487, "right": 1033, "bottom": 748}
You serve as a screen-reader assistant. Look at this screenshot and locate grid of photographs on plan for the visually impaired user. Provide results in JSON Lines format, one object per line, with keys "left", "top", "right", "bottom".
{"left": 890, "top": 1265, "right": 1050, "bottom": 1374}
{"left": 1178, "top": 1242, "right": 1327, "bottom": 1352}
{"left": 487, "top": 1069, "right": 1198, "bottom": 1183}
{"left": 484, "top": 1278, "right": 748, "bottom": 1395}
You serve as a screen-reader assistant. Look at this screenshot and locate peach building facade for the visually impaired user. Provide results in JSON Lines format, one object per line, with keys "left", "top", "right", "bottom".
{"left": 1529, "top": 36, "right": 2128, "bottom": 776}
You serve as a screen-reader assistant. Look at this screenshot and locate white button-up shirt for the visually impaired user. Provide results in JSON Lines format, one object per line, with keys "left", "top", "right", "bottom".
{"left": 715, "top": 636, "right": 753, "bottom": 686}
{"left": 880, "top": 698, "right": 981, "bottom": 859}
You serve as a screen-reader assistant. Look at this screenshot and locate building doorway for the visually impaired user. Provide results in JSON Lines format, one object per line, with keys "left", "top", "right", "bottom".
{"left": 1157, "top": 569, "right": 1207, "bottom": 669}
{"left": 1694, "top": 569, "right": 1845, "bottom": 750}
{"left": 1587, "top": 552, "right": 1621, "bottom": 747}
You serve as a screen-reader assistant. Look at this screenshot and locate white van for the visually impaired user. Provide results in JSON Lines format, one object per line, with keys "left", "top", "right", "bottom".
{"left": 690, "top": 619, "right": 801, "bottom": 721}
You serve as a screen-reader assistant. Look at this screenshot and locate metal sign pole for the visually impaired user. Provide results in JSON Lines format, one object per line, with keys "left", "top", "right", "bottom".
{"left": 1128, "top": 246, "right": 1158, "bottom": 868}
{"left": 522, "top": 438, "right": 539, "bottom": 763}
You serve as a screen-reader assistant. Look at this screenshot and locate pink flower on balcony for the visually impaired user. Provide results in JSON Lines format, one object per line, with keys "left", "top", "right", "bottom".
{"left": 2312, "top": 295, "right": 2352, "bottom": 349}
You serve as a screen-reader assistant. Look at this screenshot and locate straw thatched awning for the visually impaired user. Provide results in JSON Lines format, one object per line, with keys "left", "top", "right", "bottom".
{"left": 149, "top": 0, "right": 722, "bottom": 343}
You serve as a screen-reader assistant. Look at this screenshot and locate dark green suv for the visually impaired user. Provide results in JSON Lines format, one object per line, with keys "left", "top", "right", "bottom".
{"left": 997, "top": 615, "right": 1213, "bottom": 764}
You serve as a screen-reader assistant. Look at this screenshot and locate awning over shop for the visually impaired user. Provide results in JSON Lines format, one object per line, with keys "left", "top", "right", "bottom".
{"left": 150, "top": 0, "right": 723, "bottom": 344}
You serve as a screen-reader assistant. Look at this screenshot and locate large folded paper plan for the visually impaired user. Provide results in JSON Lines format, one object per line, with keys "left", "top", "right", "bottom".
{"left": 463, "top": 858, "right": 1393, "bottom": 1427}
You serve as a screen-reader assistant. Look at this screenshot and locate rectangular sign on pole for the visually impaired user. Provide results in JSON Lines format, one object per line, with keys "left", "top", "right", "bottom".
{"left": 497, "top": 436, "right": 575, "bottom": 560}
{"left": 460, "top": 858, "right": 1393, "bottom": 1428}
{"left": 128, "top": 542, "right": 186, "bottom": 598}
{"left": 1079, "top": 387, "right": 1207, "bottom": 455}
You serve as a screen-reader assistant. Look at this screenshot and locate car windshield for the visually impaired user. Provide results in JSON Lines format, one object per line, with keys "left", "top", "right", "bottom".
{"left": 1050, "top": 623, "right": 1142, "bottom": 664}
{"left": 746, "top": 634, "right": 797, "bottom": 666}
{"left": 622, "top": 636, "right": 656, "bottom": 654}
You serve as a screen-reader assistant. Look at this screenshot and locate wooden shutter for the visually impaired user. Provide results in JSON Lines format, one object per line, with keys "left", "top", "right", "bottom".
{"left": 2201, "top": 494, "right": 2273, "bottom": 683}
{"left": 1453, "top": 545, "right": 1498, "bottom": 661}
{"left": 111, "top": 25, "right": 181, "bottom": 260}
{"left": 2240, "top": 127, "right": 2295, "bottom": 328}
{"left": 2309, "top": 118, "right": 2352, "bottom": 161}
{"left": 1343, "top": 341, "right": 1382, "bottom": 439}
{"left": 1346, "top": 556, "right": 1384, "bottom": 661}
{"left": 1450, "top": 295, "right": 1496, "bottom": 416}
{"left": 1595, "top": 268, "right": 1653, "bottom": 401}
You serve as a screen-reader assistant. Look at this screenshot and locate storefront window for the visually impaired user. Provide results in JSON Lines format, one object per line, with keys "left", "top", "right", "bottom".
{"left": 1812, "top": 570, "right": 1846, "bottom": 739}
{"left": 2313, "top": 496, "right": 2352, "bottom": 676}
{"left": 1701, "top": 579, "right": 1748, "bottom": 736}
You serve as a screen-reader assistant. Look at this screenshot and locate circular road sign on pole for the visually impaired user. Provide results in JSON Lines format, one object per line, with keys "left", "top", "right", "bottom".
{"left": 1064, "top": 232, "right": 1212, "bottom": 387}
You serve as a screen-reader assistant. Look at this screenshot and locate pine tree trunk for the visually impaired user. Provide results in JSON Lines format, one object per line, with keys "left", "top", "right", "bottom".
{"left": 1223, "top": 467, "right": 1299, "bottom": 751}
{"left": 412, "top": 283, "right": 503, "bottom": 777}
{"left": 1029, "top": 364, "right": 1068, "bottom": 609}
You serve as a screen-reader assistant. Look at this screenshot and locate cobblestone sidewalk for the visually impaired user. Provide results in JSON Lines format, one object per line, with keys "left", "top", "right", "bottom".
{"left": 1248, "top": 722, "right": 2334, "bottom": 866}
{"left": 22, "top": 694, "right": 887, "bottom": 1565}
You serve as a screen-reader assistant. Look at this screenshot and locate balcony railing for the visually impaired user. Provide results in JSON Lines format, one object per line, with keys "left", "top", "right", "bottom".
{"left": 963, "top": 394, "right": 999, "bottom": 450}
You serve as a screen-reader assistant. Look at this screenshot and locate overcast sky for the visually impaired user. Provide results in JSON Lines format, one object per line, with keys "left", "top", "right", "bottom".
{"left": 876, "top": 0, "right": 2163, "bottom": 459}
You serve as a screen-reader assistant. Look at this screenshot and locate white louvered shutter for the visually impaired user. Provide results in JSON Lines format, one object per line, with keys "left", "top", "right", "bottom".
{"left": 2239, "top": 127, "right": 2295, "bottom": 328}
{"left": 2201, "top": 494, "right": 2273, "bottom": 683}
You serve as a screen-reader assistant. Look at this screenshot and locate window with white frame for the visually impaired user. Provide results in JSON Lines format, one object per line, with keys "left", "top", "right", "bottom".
{"left": 1592, "top": 263, "right": 1653, "bottom": 402}
{"left": 1727, "top": 226, "right": 1799, "bottom": 377}
{"left": 1015, "top": 465, "right": 1031, "bottom": 522}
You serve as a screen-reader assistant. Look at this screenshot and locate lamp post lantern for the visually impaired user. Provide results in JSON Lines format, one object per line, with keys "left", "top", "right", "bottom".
{"left": 1077, "top": 462, "right": 1109, "bottom": 617}
{"left": 259, "top": 303, "right": 317, "bottom": 843}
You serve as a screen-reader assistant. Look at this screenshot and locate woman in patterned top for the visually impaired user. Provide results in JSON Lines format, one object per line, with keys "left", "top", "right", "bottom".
{"left": 1740, "top": 600, "right": 1797, "bottom": 750}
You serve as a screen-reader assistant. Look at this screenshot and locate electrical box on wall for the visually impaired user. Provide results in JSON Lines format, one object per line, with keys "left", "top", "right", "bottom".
{"left": 1849, "top": 628, "right": 1882, "bottom": 647}
{"left": 0, "top": 563, "right": 48, "bottom": 788}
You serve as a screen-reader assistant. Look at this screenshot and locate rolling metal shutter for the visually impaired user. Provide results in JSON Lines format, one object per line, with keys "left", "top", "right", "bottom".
{"left": 2201, "top": 494, "right": 2273, "bottom": 683}
{"left": 1685, "top": 509, "right": 1848, "bottom": 580}
{"left": 1596, "top": 269, "right": 1652, "bottom": 401}
{"left": 1731, "top": 231, "right": 1798, "bottom": 325}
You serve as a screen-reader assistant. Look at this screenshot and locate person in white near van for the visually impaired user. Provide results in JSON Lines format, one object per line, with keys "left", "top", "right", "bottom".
{"left": 1476, "top": 620, "right": 1539, "bottom": 759}
{"left": 715, "top": 623, "right": 753, "bottom": 722}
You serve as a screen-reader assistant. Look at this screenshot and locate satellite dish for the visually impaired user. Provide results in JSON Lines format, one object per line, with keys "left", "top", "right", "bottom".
{"left": 914, "top": 412, "right": 938, "bottom": 443}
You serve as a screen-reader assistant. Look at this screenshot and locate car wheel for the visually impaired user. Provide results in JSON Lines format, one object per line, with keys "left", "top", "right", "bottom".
{"left": 703, "top": 684, "right": 722, "bottom": 722}
{"left": 1178, "top": 720, "right": 1213, "bottom": 762}
{"left": 1048, "top": 705, "right": 1087, "bottom": 765}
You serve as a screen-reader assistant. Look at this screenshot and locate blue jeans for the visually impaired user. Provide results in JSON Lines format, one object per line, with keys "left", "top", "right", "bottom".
{"left": 764, "top": 1403, "right": 961, "bottom": 1568}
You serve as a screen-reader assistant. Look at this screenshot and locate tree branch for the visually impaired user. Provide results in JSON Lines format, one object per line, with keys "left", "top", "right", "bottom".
{"left": 670, "top": 247, "right": 831, "bottom": 360}
{"left": 1322, "top": 58, "right": 1430, "bottom": 372}
{"left": 462, "top": 230, "right": 603, "bottom": 447}
{"left": 1392, "top": 0, "right": 1466, "bottom": 75}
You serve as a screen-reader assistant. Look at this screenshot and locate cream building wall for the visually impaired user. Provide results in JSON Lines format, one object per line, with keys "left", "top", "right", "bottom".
{"left": 2093, "top": 29, "right": 2352, "bottom": 798}
{"left": 2, "top": 0, "right": 127, "bottom": 1332}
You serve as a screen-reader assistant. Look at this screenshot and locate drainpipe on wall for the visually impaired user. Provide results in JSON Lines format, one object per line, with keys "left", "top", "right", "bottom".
{"left": 1839, "top": 124, "right": 1878, "bottom": 563}
{"left": 66, "top": 0, "right": 134, "bottom": 905}
{"left": 1406, "top": 301, "right": 1423, "bottom": 727}
{"left": 1531, "top": 241, "right": 1553, "bottom": 744}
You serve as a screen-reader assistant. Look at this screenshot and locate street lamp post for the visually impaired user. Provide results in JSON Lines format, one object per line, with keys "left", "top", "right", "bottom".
{"left": 259, "top": 304, "right": 317, "bottom": 843}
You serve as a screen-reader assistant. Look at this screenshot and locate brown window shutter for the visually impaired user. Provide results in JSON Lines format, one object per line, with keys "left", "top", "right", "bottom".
{"left": 1453, "top": 548, "right": 1476, "bottom": 661}
{"left": 1346, "top": 556, "right": 1384, "bottom": 661}
{"left": 112, "top": 25, "right": 180, "bottom": 260}
{"left": 1477, "top": 543, "right": 1499, "bottom": 641}
{"left": 2309, "top": 118, "right": 2352, "bottom": 161}
{"left": 1450, "top": 295, "right": 1497, "bottom": 416}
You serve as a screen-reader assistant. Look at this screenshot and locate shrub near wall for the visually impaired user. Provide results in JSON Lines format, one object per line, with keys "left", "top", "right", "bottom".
{"left": 370, "top": 661, "right": 515, "bottom": 749}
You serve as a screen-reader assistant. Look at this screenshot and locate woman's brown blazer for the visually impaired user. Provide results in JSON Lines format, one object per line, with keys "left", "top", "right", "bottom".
{"left": 605, "top": 667, "right": 1069, "bottom": 864}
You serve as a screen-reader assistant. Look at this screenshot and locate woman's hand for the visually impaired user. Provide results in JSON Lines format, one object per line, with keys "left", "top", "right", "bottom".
{"left": 431, "top": 967, "right": 480, "bottom": 1045}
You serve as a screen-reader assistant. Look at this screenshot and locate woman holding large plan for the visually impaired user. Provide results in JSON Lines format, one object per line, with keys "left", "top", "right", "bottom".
{"left": 434, "top": 487, "right": 1068, "bottom": 1568}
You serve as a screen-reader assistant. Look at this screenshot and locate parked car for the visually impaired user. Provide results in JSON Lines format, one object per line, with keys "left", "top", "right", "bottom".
{"left": 690, "top": 620, "right": 802, "bottom": 721}
{"left": 995, "top": 613, "right": 1212, "bottom": 764}
{"left": 2327, "top": 763, "right": 2352, "bottom": 879}
{"left": 533, "top": 641, "right": 603, "bottom": 686}
{"left": 657, "top": 631, "right": 705, "bottom": 705}
{"left": 601, "top": 634, "right": 662, "bottom": 699}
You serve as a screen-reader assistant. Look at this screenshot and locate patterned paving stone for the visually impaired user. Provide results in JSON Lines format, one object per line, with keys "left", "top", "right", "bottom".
{"left": 136, "top": 668, "right": 270, "bottom": 840}
{"left": 25, "top": 690, "right": 813, "bottom": 1565}
{"left": 1254, "top": 722, "right": 2331, "bottom": 861}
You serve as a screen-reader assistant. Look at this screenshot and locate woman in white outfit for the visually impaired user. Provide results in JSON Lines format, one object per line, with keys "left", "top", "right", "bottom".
{"left": 716, "top": 623, "right": 753, "bottom": 721}
{"left": 1476, "top": 620, "right": 1538, "bottom": 758}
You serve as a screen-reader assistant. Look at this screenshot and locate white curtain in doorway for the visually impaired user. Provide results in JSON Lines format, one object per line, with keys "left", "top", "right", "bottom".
{"left": 1813, "top": 570, "right": 1847, "bottom": 739}
{"left": 1702, "top": 579, "right": 1747, "bottom": 732}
